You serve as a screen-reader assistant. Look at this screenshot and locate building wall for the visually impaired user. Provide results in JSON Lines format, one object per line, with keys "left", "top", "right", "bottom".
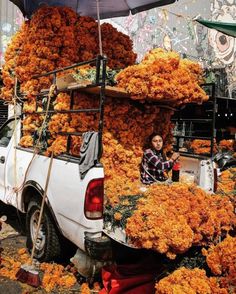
{"left": 0, "top": 0, "right": 23, "bottom": 66}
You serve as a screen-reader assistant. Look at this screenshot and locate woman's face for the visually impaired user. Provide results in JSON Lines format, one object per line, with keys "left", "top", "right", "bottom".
{"left": 151, "top": 135, "right": 163, "bottom": 151}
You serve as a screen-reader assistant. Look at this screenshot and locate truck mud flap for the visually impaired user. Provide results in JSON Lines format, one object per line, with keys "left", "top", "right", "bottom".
{"left": 84, "top": 231, "right": 112, "bottom": 261}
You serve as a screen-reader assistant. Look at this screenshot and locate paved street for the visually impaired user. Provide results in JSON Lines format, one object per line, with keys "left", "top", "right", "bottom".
{"left": 0, "top": 202, "right": 83, "bottom": 294}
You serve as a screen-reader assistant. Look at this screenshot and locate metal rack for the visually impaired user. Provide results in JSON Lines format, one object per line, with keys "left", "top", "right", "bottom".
{"left": 172, "top": 83, "right": 217, "bottom": 158}
{"left": 18, "top": 55, "right": 107, "bottom": 161}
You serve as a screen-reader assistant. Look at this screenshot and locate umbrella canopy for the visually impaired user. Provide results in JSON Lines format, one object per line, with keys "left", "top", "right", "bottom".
{"left": 9, "top": 0, "right": 177, "bottom": 19}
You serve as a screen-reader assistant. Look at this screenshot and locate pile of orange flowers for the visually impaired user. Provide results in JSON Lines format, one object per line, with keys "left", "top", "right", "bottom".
{"left": 19, "top": 92, "right": 174, "bottom": 201}
{"left": 80, "top": 282, "right": 101, "bottom": 294}
{"left": 0, "top": 248, "right": 31, "bottom": 280}
{"left": 0, "top": 256, "right": 22, "bottom": 281}
{"left": 203, "top": 235, "right": 236, "bottom": 292}
{"left": 102, "top": 98, "right": 173, "bottom": 203}
{"left": 0, "top": 248, "right": 77, "bottom": 292}
{"left": 190, "top": 139, "right": 236, "bottom": 155}
{"left": 217, "top": 167, "right": 236, "bottom": 196}
{"left": 219, "top": 139, "right": 235, "bottom": 152}
{"left": 115, "top": 48, "right": 208, "bottom": 105}
{"left": 40, "top": 263, "right": 77, "bottom": 292}
{"left": 125, "top": 183, "right": 236, "bottom": 259}
{"left": 1, "top": 6, "right": 136, "bottom": 101}
{"left": 155, "top": 267, "right": 227, "bottom": 294}
{"left": 0, "top": 22, "right": 29, "bottom": 100}
{"left": 100, "top": 23, "right": 137, "bottom": 69}
{"left": 190, "top": 139, "right": 217, "bottom": 155}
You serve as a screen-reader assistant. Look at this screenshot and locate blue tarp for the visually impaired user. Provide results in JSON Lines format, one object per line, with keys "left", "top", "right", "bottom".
{"left": 9, "top": 0, "right": 177, "bottom": 19}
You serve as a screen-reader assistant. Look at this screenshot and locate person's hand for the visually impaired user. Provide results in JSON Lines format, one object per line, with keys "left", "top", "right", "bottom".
{"left": 171, "top": 152, "right": 180, "bottom": 162}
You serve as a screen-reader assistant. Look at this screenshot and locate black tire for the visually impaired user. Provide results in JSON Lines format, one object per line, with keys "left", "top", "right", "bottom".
{"left": 26, "top": 198, "right": 61, "bottom": 262}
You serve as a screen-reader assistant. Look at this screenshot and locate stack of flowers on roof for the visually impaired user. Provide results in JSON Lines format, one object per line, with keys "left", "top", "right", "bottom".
{"left": 0, "top": 22, "right": 29, "bottom": 101}
{"left": 0, "top": 6, "right": 136, "bottom": 101}
{"left": 115, "top": 48, "right": 208, "bottom": 105}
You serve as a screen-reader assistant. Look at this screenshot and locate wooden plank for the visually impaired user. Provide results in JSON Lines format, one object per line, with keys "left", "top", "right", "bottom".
{"left": 41, "top": 83, "right": 177, "bottom": 108}
{"left": 82, "top": 85, "right": 130, "bottom": 98}
{"left": 106, "top": 86, "right": 131, "bottom": 98}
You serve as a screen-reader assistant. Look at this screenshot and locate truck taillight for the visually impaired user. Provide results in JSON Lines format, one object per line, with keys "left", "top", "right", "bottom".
{"left": 85, "top": 178, "right": 104, "bottom": 219}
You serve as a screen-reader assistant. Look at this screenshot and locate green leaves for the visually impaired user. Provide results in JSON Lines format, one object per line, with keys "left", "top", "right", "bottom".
{"left": 72, "top": 67, "right": 120, "bottom": 86}
{"left": 104, "top": 194, "right": 143, "bottom": 230}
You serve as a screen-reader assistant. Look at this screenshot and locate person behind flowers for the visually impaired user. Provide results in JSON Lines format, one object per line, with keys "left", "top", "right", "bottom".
{"left": 141, "top": 133, "right": 179, "bottom": 184}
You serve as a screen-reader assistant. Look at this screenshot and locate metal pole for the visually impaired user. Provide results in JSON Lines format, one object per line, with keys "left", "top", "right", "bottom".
{"left": 76, "top": 0, "right": 79, "bottom": 13}
{"left": 96, "top": 0, "right": 103, "bottom": 56}
{"left": 98, "top": 57, "right": 107, "bottom": 160}
{"left": 211, "top": 83, "right": 216, "bottom": 158}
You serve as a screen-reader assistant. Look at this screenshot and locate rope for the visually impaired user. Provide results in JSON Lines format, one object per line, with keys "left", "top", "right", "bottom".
{"left": 35, "top": 84, "right": 55, "bottom": 151}
{"left": 13, "top": 96, "right": 18, "bottom": 195}
{"left": 30, "top": 152, "right": 54, "bottom": 263}
{"left": 13, "top": 84, "right": 56, "bottom": 194}
{"left": 13, "top": 77, "right": 23, "bottom": 230}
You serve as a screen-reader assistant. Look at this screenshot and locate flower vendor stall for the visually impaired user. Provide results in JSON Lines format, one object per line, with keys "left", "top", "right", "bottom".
{"left": 0, "top": 3, "right": 235, "bottom": 294}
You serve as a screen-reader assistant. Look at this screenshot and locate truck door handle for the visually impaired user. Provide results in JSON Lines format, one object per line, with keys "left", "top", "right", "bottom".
{"left": 0, "top": 156, "right": 5, "bottom": 164}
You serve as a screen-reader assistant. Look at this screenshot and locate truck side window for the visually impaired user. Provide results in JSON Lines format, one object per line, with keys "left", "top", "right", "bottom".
{"left": 0, "top": 120, "right": 15, "bottom": 147}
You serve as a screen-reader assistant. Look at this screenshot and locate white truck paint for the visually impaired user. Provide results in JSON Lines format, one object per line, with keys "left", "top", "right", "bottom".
{"left": 180, "top": 155, "right": 216, "bottom": 193}
{"left": 0, "top": 118, "right": 105, "bottom": 256}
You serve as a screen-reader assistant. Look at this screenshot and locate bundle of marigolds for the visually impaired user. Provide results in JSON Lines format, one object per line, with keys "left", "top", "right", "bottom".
{"left": 190, "top": 139, "right": 217, "bottom": 155}
{"left": 155, "top": 267, "right": 227, "bottom": 294}
{"left": 124, "top": 183, "right": 236, "bottom": 259}
{"left": 217, "top": 167, "right": 236, "bottom": 196}
{"left": 1, "top": 6, "right": 136, "bottom": 100}
{"left": 0, "top": 248, "right": 77, "bottom": 292}
{"left": 202, "top": 235, "right": 236, "bottom": 292}
{"left": 219, "top": 139, "right": 235, "bottom": 152}
{"left": 115, "top": 48, "right": 208, "bottom": 105}
{"left": 80, "top": 282, "right": 101, "bottom": 294}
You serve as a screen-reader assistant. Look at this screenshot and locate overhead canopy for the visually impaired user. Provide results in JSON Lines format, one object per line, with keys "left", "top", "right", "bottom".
{"left": 196, "top": 19, "right": 236, "bottom": 38}
{"left": 9, "top": 0, "right": 177, "bottom": 19}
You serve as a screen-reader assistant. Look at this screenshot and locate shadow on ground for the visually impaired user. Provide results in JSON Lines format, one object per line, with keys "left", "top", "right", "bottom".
{"left": 0, "top": 200, "right": 26, "bottom": 235}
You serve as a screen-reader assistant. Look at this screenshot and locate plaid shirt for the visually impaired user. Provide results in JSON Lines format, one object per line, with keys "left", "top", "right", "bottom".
{"left": 140, "top": 148, "right": 173, "bottom": 184}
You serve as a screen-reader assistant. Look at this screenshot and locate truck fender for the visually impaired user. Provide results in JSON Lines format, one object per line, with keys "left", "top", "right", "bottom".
{"left": 21, "top": 180, "right": 62, "bottom": 234}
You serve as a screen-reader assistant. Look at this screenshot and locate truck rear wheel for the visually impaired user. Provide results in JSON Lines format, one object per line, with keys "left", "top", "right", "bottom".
{"left": 26, "top": 198, "right": 61, "bottom": 261}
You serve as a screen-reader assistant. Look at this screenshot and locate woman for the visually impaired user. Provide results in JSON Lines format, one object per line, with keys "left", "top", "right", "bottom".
{"left": 141, "top": 133, "right": 179, "bottom": 184}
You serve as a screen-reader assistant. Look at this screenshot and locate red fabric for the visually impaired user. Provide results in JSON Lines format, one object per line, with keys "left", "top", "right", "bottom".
{"left": 99, "top": 263, "right": 156, "bottom": 294}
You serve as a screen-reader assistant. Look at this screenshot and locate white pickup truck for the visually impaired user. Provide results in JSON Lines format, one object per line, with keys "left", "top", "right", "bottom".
{"left": 0, "top": 114, "right": 220, "bottom": 276}
{"left": 0, "top": 116, "right": 112, "bottom": 276}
